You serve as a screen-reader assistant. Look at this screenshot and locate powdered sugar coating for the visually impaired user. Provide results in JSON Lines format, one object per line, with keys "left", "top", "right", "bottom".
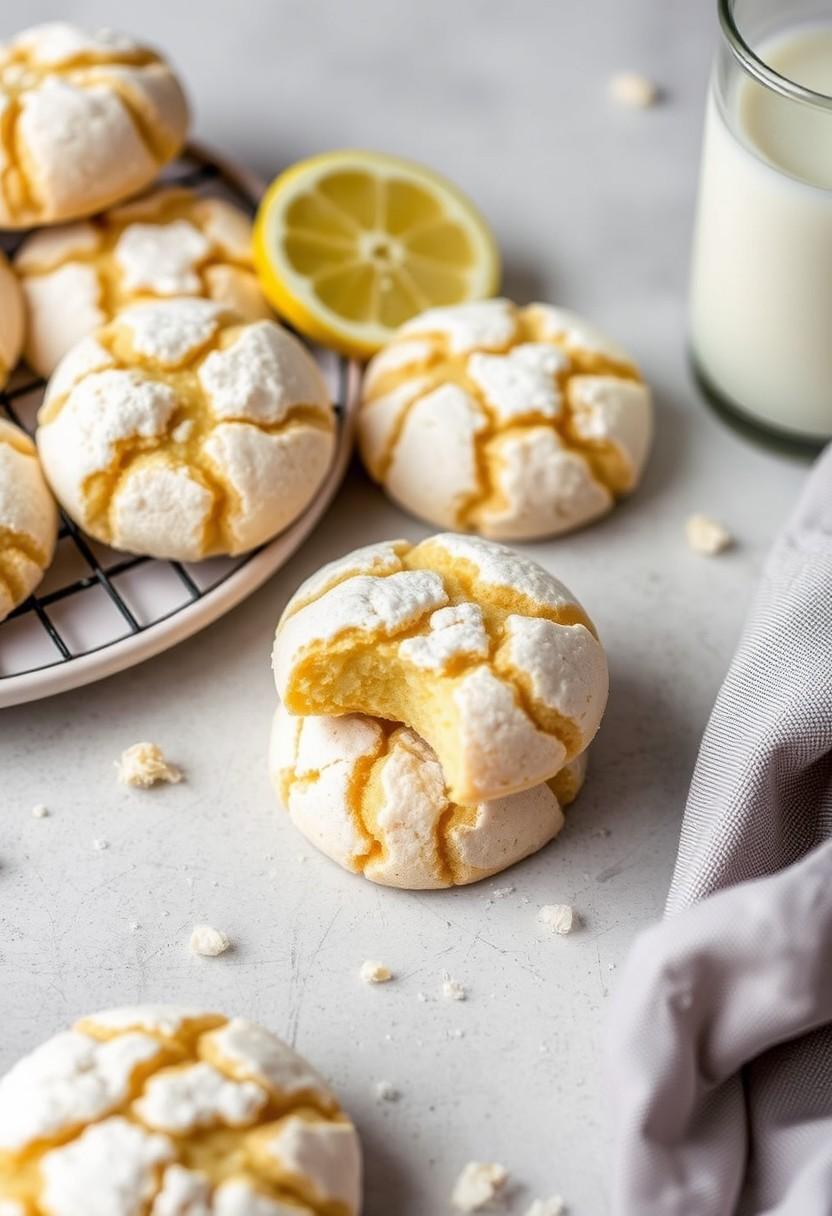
{"left": 81, "top": 1006, "right": 210, "bottom": 1038}
{"left": 359, "top": 298, "right": 651, "bottom": 539}
{"left": 0, "top": 419, "right": 58, "bottom": 622}
{"left": 270, "top": 705, "right": 584, "bottom": 889}
{"left": 273, "top": 533, "right": 607, "bottom": 804}
{"left": 16, "top": 188, "right": 271, "bottom": 376}
{"left": 198, "top": 322, "right": 329, "bottom": 424}
{"left": 0, "top": 24, "right": 189, "bottom": 228}
{"left": 401, "top": 298, "right": 518, "bottom": 353}
{"left": 260, "top": 1117, "right": 362, "bottom": 1212}
{"left": 134, "top": 1063, "right": 267, "bottom": 1132}
{"left": 40, "top": 1118, "right": 174, "bottom": 1216}
{"left": 151, "top": 1166, "right": 212, "bottom": 1216}
{"left": 115, "top": 220, "right": 210, "bottom": 295}
{"left": 399, "top": 603, "right": 489, "bottom": 671}
{"left": 202, "top": 1018, "right": 334, "bottom": 1105}
{"left": 468, "top": 343, "right": 567, "bottom": 423}
{"left": 0, "top": 1008, "right": 360, "bottom": 1215}
{"left": 274, "top": 570, "right": 449, "bottom": 672}
{"left": 0, "top": 1029, "right": 166, "bottom": 1150}
{"left": 36, "top": 302, "right": 335, "bottom": 560}
{"left": 119, "top": 298, "right": 223, "bottom": 364}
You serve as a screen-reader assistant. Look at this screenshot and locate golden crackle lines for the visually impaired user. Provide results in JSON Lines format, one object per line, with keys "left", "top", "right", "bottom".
{"left": 0, "top": 41, "right": 173, "bottom": 223}
{"left": 0, "top": 1020, "right": 349, "bottom": 1216}
{"left": 362, "top": 321, "right": 645, "bottom": 524}
{"left": 72, "top": 66, "right": 172, "bottom": 163}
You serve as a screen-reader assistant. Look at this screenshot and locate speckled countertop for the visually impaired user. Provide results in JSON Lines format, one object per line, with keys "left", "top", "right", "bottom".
{"left": 0, "top": 2, "right": 812, "bottom": 1212}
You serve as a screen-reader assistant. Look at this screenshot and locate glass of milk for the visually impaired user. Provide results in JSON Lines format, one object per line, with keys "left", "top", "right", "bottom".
{"left": 690, "top": 0, "right": 832, "bottom": 442}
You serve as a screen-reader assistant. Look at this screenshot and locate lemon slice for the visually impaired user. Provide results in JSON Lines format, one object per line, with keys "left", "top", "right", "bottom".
{"left": 253, "top": 150, "right": 500, "bottom": 359}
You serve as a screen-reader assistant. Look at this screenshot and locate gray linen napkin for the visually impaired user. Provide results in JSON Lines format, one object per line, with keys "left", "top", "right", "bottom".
{"left": 607, "top": 444, "right": 832, "bottom": 1216}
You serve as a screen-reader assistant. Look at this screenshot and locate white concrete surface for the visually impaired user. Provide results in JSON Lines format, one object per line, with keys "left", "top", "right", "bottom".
{"left": 0, "top": 3, "right": 814, "bottom": 1212}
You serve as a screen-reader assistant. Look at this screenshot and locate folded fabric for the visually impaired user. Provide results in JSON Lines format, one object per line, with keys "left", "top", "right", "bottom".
{"left": 607, "top": 444, "right": 832, "bottom": 1216}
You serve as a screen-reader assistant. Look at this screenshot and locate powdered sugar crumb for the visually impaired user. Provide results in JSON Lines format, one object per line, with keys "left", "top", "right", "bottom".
{"left": 189, "top": 925, "right": 231, "bottom": 957}
{"left": 686, "top": 513, "right": 733, "bottom": 556}
{"left": 538, "top": 904, "right": 575, "bottom": 935}
{"left": 609, "top": 71, "right": 659, "bottom": 108}
{"left": 117, "top": 742, "right": 183, "bottom": 789}
{"left": 31, "top": 804, "right": 49, "bottom": 818}
{"left": 451, "top": 1161, "right": 509, "bottom": 1211}
{"left": 360, "top": 960, "right": 392, "bottom": 984}
{"left": 374, "top": 1080, "right": 400, "bottom": 1102}
{"left": 526, "top": 1199, "right": 567, "bottom": 1216}
{"left": 442, "top": 974, "right": 467, "bottom": 1002}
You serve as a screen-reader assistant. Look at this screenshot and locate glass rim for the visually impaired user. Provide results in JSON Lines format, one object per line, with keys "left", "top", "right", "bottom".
{"left": 719, "top": 0, "right": 832, "bottom": 111}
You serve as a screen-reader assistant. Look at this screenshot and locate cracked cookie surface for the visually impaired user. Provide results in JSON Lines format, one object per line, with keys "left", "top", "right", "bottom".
{"left": 272, "top": 534, "right": 608, "bottom": 804}
{"left": 35, "top": 299, "right": 336, "bottom": 561}
{"left": 15, "top": 186, "right": 272, "bottom": 376}
{"left": 0, "top": 22, "right": 189, "bottom": 228}
{"left": 0, "top": 419, "right": 58, "bottom": 623}
{"left": 270, "top": 703, "right": 587, "bottom": 889}
{"left": 357, "top": 298, "right": 652, "bottom": 539}
{"left": 0, "top": 1006, "right": 361, "bottom": 1216}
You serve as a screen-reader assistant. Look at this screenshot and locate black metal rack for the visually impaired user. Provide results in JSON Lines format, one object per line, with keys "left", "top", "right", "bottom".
{"left": 0, "top": 150, "right": 345, "bottom": 682}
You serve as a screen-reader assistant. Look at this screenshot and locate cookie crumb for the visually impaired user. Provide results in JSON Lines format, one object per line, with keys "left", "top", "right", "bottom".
{"left": 538, "top": 904, "right": 575, "bottom": 935}
{"left": 609, "top": 71, "right": 658, "bottom": 108}
{"left": 526, "top": 1199, "right": 567, "bottom": 1216}
{"left": 189, "top": 924, "right": 231, "bottom": 957}
{"left": 686, "top": 513, "right": 733, "bottom": 555}
{"left": 442, "top": 973, "right": 467, "bottom": 1001}
{"left": 360, "top": 960, "right": 392, "bottom": 984}
{"left": 491, "top": 886, "right": 514, "bottom": 899}
{"left": 117, "top": 742, "right": 183, "bottom": 789}
{"left": 451, "top": 1162, "right": 509, "bottom": 1211}
{"left": 92, "top": 838, "right": 109, "bottom": 852}
{"left": 31, "top": 804, "right": 49, "bottom": 819}
{"left": 374, "top": 1080, "right": 400, "bottom": 1102}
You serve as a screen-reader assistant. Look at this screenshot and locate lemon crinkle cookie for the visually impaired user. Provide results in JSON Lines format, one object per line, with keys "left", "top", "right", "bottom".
{"left": 272, "top": 535, "right": 608, "bottom": 804}
{"left": 270, "top": 703, "right": 587, "bottom": 888}
{"left": 15, "top": 186, "right": 272, "bottom": 376}
{"left": 0, "top": 22, "right": 189, "bottom": 228}
{"left": 357, "top": 298, "right": 652, "bottom": 539}
{"left": 35, "top": 299, "right": 336, "bottom": 561}
{"left": 0, "top": 253, "right": 24, "bottom": 389}
{"left": 0, "top": 419, "right": 58, "bottom": 623}
{"left": 0, "top": 1006, "right": 362, "bottom": 1216}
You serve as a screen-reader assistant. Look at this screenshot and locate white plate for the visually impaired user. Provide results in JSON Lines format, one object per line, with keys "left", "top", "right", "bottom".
{"left": 0, "top": 145, "right": 360, "bottom": 709}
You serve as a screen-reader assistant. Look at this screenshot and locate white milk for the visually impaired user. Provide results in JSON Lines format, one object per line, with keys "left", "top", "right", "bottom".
{"left": 690, "top": 26, "right": 832, "bottom": 440}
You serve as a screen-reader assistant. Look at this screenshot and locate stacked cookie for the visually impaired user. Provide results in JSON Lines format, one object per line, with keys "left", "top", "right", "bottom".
{"left": 270, "top": 534, "right": 609, "bottom": 888}
{"left": 0, "top": 22, "right": 337, "bottom": 620}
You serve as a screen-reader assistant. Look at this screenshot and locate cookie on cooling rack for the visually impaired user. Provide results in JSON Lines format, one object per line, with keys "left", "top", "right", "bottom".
{"left": 0, "top": 253, "right": 24, "bottom": 390}
{"left": 0, "top": 419, "right": 58, "bottom": 624}
{"left": 272, "top": 535, "right": 608, "bottom": 805}
{"left": 270, "top": 702, "right": 588, "bottom": 889}
{"left": 0, "top": 1006, "right": 362, "bottom": 1215}
{"left": 0, "top": 22, "right": 189, "bottom": 228}
{"left": 357, "top": 298, "right": 652, "bottom": 540}
{"left": 15, "top": 186, "right": 272, "bottom": 377}
{"left": 35, "top": 299, "right": 336, "bottom": 562}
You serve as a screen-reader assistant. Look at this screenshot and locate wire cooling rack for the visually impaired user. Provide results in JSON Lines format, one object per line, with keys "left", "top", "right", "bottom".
{"left": 0, "top": 146, "right": 360, "bottom": 709}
